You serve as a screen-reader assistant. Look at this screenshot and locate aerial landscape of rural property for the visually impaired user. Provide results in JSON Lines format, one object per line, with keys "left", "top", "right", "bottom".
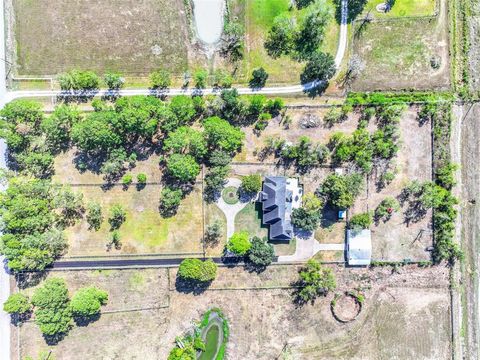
{"left": 0, "top": 0, "right": 479, "bottom": 359}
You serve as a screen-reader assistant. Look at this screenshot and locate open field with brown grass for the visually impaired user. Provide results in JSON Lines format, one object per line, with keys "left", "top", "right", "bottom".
{"left": 16, "top": 265, "right": 452, "bottom": 359}
{"left": 10, "top": 0, "right": 195, "bottom": 76}
{"left": 351, "top": 0, "right": 449, "bottom": 91}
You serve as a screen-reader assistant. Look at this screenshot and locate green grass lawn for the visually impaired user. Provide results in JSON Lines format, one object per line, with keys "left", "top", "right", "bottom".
{"left": 234, "top": 202, "right": 268, "bottom": 238}
{"left": 238, "top": 0, "right": 340, "bottom": 84}
{"left": 352, "top": 15, "right": 447, "bottom": 90}
{"left": 65, "top": 185, "right": 204, "bottom": 256}
{"left": 363, "top": 0, "right": 435, "bottom": 18}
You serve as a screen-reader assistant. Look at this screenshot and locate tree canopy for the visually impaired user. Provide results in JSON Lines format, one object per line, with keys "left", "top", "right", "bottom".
{"left": 70, "top": 286, "right": 108, "bottom": 319}
{"left": 296, "top": 259, "right": 336, "bottom": 303}
{"left": 227, "top": 231, "right": 251, "bottom": 256}
{"left": 31, "top": 278, "right": 72, "bottom": 338}
{"left": 178, "top": 258, "right": 218, "bottom": 282}
{"left": 203, "top": 116, "right": 245, "bottom": 153}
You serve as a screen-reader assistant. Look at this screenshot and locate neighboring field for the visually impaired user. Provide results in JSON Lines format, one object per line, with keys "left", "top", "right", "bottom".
{"left": 352, "top": 0, "right": 449, "bottom": 90}
{"left": 230, "top": 0, "right": 340, "bottom": 84}
{"left": 65, "top": 184, "right": 204, "bottom": 256}
{"left": 12, "top": 0, "right": 192, "bottom": 75}
{"left": 17, "top": 265, "right": 452, "bottom": 360}
{"left": 363, "top": 0, "right": 436, "bottom": 18}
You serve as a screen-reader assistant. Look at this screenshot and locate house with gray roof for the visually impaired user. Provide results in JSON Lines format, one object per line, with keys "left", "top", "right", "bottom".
{"left": 259, "top": 176, "right": 301, "bottom": 241}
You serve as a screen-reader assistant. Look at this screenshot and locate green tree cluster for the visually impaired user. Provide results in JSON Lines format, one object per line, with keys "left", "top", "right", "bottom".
{"left": 3, "top": 293, "right": 31, "bottom": 316}
{"left": 296, "top": 259, "right": 336, "bottom": 303}
{"left": 317, "top": 173, "right": 364, "bottom": 209}
{"left": 0, "top": 177, "right": 85, "bottom": 271}
{"left": 226, "top": 231, "right": 251, "bottom": 256}
{"left": 291, "top": 193, "right": 323, "bottom": 231}
{"left": 178, "top": 258, "right": 218, "bottom": 282}
{"left": 58, "top": 70, "right": 100, "bottom": 91}
{"left": 277, "top": 136, "right": 329, "bottom": 170}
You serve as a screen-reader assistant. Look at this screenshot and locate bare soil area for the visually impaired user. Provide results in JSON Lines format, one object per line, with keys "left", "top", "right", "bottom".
{"left": 17, "top": 265, "right": 452, "bottom": 360}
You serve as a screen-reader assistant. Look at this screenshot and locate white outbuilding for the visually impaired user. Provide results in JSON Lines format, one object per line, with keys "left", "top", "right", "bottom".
{"left": 347, "top": 229, "right": 372, "bottom": 266}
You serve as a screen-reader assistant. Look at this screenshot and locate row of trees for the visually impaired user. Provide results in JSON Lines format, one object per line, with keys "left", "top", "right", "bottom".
{"left": 59, "top": 70, "right": 124, "bottom": 91}
{"left": 3, "top": 278, "right": 108, "bottom": 342}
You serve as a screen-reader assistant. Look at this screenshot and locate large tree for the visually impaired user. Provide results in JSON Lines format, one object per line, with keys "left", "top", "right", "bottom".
{"left": 41, "top": 104, "right": 81, "bottom": 152}
{"left": 264, "top": 14, "right": 296, "bottom": 58}
{"left": 178, "top": 258, "right": 218, "bottom": 282}
{"left": 3, "top": 293, "right": 31, "bottom": 316}
{"left": 166, "top": 154, "right": 201, "bottom": 182}
{"left": 295, "top": 1, "right": 332, "bottom": 59}
{"left": 71, "top": 111, "right": 121, "bottom": 154}
{"left": 70, "top": 286, "right": 108, "bottom": 319}
{"left": 203, "top": 116, "right": 244, "bottom": 153}
{"left": 300, "top": 52, "right": 336, "bottom": 84}
{"left": 296, "top": 259, "right": 336, "bottom": 303}
{"left": 163, "top": 127, "right": 207, "bottom": 160}
{"left": 31, "top": 278, "right": 72, "bottom": 338}
{"left": 317, "top": 173, "right": 364, "bottom": 209}
{"left": 247, "top": 236, "right": 275, "bottom": 267}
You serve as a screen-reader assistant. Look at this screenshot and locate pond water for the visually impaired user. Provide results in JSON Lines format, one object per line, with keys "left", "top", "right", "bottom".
{"left": 198, "top": 324, "right": 220, "bottom": 360}
{"left": 192, "top": 0, "right": 224, "bottom": 45}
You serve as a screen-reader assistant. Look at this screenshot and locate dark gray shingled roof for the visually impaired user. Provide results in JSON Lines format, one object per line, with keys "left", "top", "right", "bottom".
{"left": 259, "top": 176, "right": 293, "bottom": 241}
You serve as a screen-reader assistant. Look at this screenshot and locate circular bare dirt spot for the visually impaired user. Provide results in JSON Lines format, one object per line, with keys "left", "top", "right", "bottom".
{"left": 331, "top": 293, "right": 362, "bottom": 323}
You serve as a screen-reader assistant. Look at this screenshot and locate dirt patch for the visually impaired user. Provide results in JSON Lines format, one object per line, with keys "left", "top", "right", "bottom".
{"left": 331, "top": 293, "right": 361, "bottom": 322}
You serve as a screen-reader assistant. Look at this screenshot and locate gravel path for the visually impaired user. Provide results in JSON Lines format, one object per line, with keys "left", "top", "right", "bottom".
{"left": 215, "top": 178, "right": 249, "bottom": 239}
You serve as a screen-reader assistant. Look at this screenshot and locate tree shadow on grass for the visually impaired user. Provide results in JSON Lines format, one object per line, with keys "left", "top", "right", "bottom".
{"left": 174, "top": 277, "right": 211, "bottom": 296}
{"left": 333, "top": 0, "right": 368, "bottom": 24}
{"left": 74, "top": 313, "right": 101, "bottom": 327}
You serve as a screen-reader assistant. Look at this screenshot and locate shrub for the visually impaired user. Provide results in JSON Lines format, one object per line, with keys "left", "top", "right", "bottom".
{"left": 70, "top": 286, "right": 108, "bottom": 319}
{"left": 296, "top": 259, "right": 336, "bottom": 303}
{"left": 194, "top": 69, "right": 208, "bottom": 89}
{"left": 241, "top": 174, "right": 262, "bottom": 193}
{"left": 58, "top": 70, "right": 100, "bottom": 91}
{"left": 150, "top": 69, "right": 171, "bottom": 89}
{"left": 103, "top": 72, "right": 124, "bottom": 90}
{"left": 375, "top": 197, "right": 400, "bottom": 221}
{"left": 108, "top": 204, "right": 126, "bottom": 229}
{"left": 3, "top": 293, "right": 31, "bottom": 315}
{"left": 226, "top": 231, "right": 251, "bottom": 256}
{"left": 249, "top": 67, "right": 269, "bottom": 88}
{"left": 121, "top": 174, "right": 133, "bottom": 186}
{"left": 86, "top": 202, "right": 103, "bottom": 231}
{"left": 349, "top": 212, "right": 372, "bottom": 229}
{"left": 137, "top": 173, "right": 147, "bottom": 184}
{"left": 160, "top": 186, "right": 183, "bottom": 216}
{"left": 178, "top": 258, "right": 218, "bottom": 282}
{"left": 247, "top": 236, "right": 275, "bottom": 267}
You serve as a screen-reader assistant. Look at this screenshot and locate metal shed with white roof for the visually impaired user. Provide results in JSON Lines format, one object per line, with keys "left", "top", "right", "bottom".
{"left": 347, "top": 229, "right": 372, "bottom": 266}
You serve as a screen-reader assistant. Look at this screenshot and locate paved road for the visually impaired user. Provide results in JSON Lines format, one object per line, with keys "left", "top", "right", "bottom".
{"left": 3, "top": 0, "right": 348, "bottom": 102}
{"left": 52, "top": 255, "right": 282, "bottom": 269}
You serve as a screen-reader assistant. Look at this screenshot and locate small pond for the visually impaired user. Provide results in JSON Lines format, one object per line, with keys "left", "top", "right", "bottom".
{"left": 192, "top": 0, "right": 225, "bottom": 45}
{"left": 198, "top": 324, "right": 220, "bottom": 360}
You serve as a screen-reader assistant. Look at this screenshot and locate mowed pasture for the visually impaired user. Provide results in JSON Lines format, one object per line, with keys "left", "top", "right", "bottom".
{"left": 16, "top": 266, "right": 452, "bottom": 360}
{"left": 12, "top": 0, "right": 190, "bottom": 75}
{"left": 352, "top": 0, "right": 449, "bottom": 91}
{"left": 228, "top": 0, "right": 340, "bottom": 84}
